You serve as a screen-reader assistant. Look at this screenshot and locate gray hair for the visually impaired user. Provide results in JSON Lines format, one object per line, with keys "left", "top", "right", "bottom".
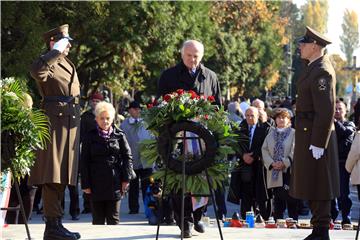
{"left": 180, "top": 40, "right": 204, "bottom": 57}
{"left": 252, "top": 98, "right": 265, "bottom": 110}
{"left": 246, "top": 106, "right": 259, "bottom": 116}
{"left": 94, "top": 101, "right": 116, "bottom": 119}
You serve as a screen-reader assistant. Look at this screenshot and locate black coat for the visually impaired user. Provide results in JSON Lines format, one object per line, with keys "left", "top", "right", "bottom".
{"left": 228, "top": 120, "right": 271, "bottom": 203}
{"left": 80, "top": 127, "right": 136, "bottom": 201}
{"left": 335, "top": 120, "right": 356, "bottom": 162}
{"left": 157, "top": 62, "right": 222, "bottom": 106}
{"left": 80, "top": 110, "right": 97, "bottom": 144}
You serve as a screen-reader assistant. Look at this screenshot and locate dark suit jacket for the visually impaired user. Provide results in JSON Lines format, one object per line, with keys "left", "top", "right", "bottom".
{"left": 228, "top": 120, "right": 271, "bottom": 203}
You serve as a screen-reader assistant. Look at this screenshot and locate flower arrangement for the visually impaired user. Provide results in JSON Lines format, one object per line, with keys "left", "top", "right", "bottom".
{"left": 141, "top": 89, "right": 243, "bottom": 194}
{"left": 1, "top": 77, "right": 50, "bottom": 180}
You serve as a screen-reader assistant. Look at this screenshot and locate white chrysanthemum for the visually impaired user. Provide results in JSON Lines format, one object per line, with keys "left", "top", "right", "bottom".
{"left": 5, "top": 92, "right": 19, "bottom": 100}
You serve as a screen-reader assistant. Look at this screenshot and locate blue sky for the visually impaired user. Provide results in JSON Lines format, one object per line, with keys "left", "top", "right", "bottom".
{"left": 293, "top": 0, "right": 360, "bottom": 62}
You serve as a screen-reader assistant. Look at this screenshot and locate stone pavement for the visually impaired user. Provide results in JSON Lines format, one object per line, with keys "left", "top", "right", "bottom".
{"left": 2, "top": 185, "right": 359, "bottom": 240}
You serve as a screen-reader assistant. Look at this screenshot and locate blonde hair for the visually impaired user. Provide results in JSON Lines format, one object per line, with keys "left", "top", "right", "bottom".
{"left": 95, "top": 101, "right": 115, "bottom": 119}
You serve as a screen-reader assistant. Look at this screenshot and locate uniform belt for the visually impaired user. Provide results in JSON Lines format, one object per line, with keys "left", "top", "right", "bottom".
{"left": 296, "top": 111, "right": 314, "bottom": 119}
{"left": 43, "top": 96, "right": 80, "bottom": 104}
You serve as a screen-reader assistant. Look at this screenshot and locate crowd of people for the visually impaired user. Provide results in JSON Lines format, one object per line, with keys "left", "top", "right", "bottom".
{"left": 4, "top": 23, "right": 360, "bottom": 240}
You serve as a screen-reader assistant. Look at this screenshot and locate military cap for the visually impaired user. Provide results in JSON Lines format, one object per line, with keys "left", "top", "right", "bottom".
{"left": 298, "top": 26, "right": 332, "bottom": 47}
{"left": 43, "top": 24, "right": 73, "bottom": 43}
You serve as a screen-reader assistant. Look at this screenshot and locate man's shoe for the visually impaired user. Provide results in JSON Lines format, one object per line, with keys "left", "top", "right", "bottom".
{"left": 81, "top": 209, "right": 91, "bottom": 214}
{"left": 182, "top": 230, "right": 192, "bottom": 238}
{"left": 128, "top": 210, "right": 139, "bottom": 214}
{"left": 165, "top": 218, "right": 176, "bottom": 225}
{"left": 71, "top": 215, "right": 80, "bottom": 221}
{"left": 194, "top": 221, "right": 205, "bottom": 233}
{"left": 341, "top": 217, "right": 351, "bottom": 225}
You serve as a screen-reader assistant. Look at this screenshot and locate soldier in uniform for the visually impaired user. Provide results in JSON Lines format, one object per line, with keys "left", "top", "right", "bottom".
{"left": 29, "top": 24, "right": 81, "bottom": 240}
{"left": 289, "top": 26, "right": 340, "bottom": 240}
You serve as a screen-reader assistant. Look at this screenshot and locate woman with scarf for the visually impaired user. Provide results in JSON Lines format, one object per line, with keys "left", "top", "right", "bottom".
{"left": 262, "top": 108, "right": 298, "bottom": 221}
{"left": 81, "top": 101, "right": 136, "bottom": 224}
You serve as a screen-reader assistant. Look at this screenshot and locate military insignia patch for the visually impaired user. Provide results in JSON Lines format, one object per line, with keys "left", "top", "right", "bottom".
{"left": 318, "top": 78, "right": 326, "bottom": 91}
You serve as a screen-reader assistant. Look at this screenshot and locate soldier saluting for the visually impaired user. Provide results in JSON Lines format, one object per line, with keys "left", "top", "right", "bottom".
{"left": 29, "top": 24, "right": 81, "bottom": 240}
{"left": 289, "top": 26, "right": 340, "bottom": 240}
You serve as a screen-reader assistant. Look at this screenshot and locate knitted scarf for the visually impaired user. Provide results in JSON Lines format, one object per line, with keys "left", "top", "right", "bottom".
{"left": 272, "top": 127, "right": 291, "bottom": 180}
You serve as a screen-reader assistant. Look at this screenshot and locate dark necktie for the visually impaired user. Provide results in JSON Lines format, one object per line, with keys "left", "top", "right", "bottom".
{"left": 249, "top": 126, "right": 253, "bottom": 146}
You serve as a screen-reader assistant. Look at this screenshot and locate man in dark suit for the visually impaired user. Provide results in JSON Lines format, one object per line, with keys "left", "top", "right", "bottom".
{"left": 157, "top": 39, "right": 221, "bottom": 238}
{"left": 236, "top": 106, "right": 271, "bottom": 220}
{"left": 290, "top": 26, "right": 340, "bottom": 240}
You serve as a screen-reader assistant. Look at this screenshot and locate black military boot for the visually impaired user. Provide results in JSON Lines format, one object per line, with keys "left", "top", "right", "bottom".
{"left": 57, "top": 217, "right": 81, "bottom": 239}
{"left": 303, "top": 227, "right": 330, "bottom": 240}
{"left": 43, "top": 217, "right": 77, "bottom": 240}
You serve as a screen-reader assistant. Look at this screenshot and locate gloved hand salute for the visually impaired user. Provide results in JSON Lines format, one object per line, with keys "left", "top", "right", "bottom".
{"left": 53, "top": 38, "right": 70, "bottom": 53}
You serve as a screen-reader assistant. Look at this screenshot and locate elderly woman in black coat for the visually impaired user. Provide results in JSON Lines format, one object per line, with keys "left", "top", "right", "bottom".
{"left": 81, "top": 101, "right": 135, "bottom": 225}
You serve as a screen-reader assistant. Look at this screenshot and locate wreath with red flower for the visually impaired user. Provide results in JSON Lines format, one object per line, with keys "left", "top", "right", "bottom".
{"left": 140, "top": 89, "right": 242, "bottom": 194}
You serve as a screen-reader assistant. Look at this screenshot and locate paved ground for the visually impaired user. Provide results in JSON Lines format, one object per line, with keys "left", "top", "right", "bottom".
{"left": 2, "top": 185, "right": 359, "bottom": 240}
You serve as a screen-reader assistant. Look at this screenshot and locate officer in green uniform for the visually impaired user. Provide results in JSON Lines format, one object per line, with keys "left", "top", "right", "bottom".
{"left": 289, "top": 26, "right": 340, "bottom": 240}
{"left": 29, "top": 24, "right": 81, "bottom": 240}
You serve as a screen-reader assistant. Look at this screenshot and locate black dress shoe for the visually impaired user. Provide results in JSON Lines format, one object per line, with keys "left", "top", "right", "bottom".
{"left": 129, "top": 210, "right": 139, "bottom": 214}
{"left": 71, "top": 215, "right": 80, "bottom": 221}
{"left": 165, "top": 218, "right": 176, "bottom": 225}
{"left": 182, "top": 230, "right": 192, "bottom": 238}
{"left": 81, "top": 209, "right": 91, "bottom": 214}
{"left": 194, "top": 221, "right": 205, "bottom": 233}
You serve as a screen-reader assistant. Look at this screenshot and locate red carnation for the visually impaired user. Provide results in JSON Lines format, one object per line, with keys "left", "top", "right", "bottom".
{"left": 188, "top": 90, "right": 198, "bottom": 99}
{"left": 163, "top": 94, "right": 172, "bottom": 102}
{"left": 207, "top": 96, "right": 215, "bottom": 102}
{"left": 147, "top": 103, "right": 154, "bottom": 109}
{"left": 152, "top": 99, "right": 158, "bottom": 105}
{"left": 176, "top": 89, "right": 184, "bottom": 95}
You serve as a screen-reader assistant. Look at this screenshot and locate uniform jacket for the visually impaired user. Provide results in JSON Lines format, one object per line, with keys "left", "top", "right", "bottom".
{"left": 262, "top": 127, "right": 295, "bottom": 189}
{"left": 80, "top": 127, "right": 136, "bottom": 201}
{"left": 157, "top": 62, "right": 222, "bottom": 106}
{"left": 29, "top": 49, "right": 80, "bottom": 186}
{"left": 290, "top": 54, "right": 340, "bottom": 200}
{"left": 345, "top": 132, "right": 360, "bottom": 185}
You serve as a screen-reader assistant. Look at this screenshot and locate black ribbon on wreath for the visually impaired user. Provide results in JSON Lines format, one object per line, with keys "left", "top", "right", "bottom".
{"left": 157, "top": 120, "right": 218, "bottom": 175}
